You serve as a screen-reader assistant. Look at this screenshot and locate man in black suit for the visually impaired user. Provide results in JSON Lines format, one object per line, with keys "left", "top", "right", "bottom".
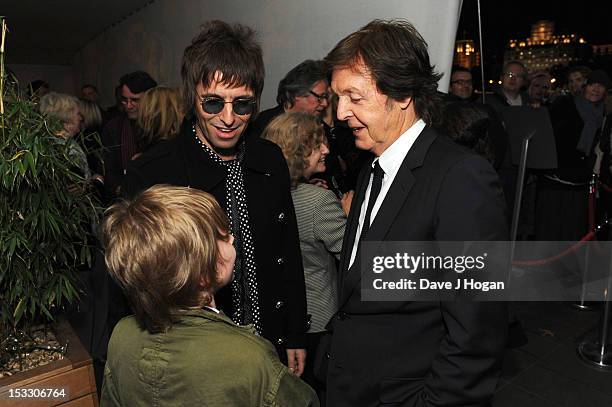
{"left": 324, "top": 20, "right": 508, "bottom": 406}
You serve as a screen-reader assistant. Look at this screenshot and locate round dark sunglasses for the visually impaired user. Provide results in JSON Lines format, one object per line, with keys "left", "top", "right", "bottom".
{"left": 200, "top": 97, "right": 256, "bottom": 115}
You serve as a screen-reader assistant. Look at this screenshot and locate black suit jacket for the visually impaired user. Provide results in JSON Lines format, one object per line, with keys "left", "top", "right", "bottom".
{"left": 327, "top": 127, "right": 508, "bottom": 407}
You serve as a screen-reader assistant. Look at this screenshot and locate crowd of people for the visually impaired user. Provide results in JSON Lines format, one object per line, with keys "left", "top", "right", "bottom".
{"left": 28, "top": 17, "right": 612, "bottom": 407}
{"left": 444, "top": 61, "right": 612, "bottom": 242}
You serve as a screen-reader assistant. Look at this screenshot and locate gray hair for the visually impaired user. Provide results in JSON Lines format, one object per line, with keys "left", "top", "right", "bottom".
{"left": 39, "top": 92, "right": 79, "bottom": 124}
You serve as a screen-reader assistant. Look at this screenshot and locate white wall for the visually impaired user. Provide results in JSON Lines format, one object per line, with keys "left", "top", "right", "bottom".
{"left": 73, "top": 0, "right": 462, "bottom": 108}
{"left": 9, "top": 64, "right": 76, "bottom": 95}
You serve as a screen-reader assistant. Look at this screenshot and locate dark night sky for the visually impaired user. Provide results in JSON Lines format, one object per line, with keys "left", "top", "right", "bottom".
{"left": 457, "top": 0, "right": 611, "bottom": 69}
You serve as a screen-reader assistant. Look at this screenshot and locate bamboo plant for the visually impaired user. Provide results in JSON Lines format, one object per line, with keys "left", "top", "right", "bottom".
{"left": 0, "top": 17, "right": 102, "bottom": 338}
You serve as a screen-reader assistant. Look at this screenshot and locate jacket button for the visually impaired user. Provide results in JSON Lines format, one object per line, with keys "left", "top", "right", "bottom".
{"left": 275, "top": 300, "right": 284, "bottom": 309}
{"left": 325, "top": 352, "right": 331, "bottom": 359}
{"left": 265, "top": 173, "right": 271, "bottom": 177}
{"left": 278, "top": 212, "right": 285, "bottom": 221}
{"left": 276, "top": 337, "right": 284, "bottom": 345}
{"left": 277, "top": 257, "right": 284, "bottom": 265}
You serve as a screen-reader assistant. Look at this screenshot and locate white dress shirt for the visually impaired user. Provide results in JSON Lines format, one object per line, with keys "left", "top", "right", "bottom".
{"left": 348, "top": 119, "right": 426, "bottom": 268}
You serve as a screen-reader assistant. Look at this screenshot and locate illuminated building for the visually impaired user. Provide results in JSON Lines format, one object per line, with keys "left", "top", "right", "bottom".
{"left": 453, "top": 39, "right": 481, "bottom": 69}
{"left": 504, "top": 20, "right": 591, "bottom": 72}
{"left": 593, "top": 44, "right": 612, "bottom": 58}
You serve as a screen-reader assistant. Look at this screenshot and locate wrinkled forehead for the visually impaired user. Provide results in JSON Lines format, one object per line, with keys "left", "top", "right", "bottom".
{"left": 506, "top": 63, "right": 526, "bottom": 74}
{"left": 331, "top": 59, "right": 375, "bottom": 90}
{"left": 569, "top": 71, "right": 585, "bottom": 80}
{"left": 121, "top": 85, "right": 143, "bottom": 98}
{"left": 452, "top": 71, "right": 472, "bottom": 81}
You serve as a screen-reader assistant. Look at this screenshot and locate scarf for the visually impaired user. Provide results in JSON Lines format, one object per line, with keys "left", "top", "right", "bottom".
{"left": 192, "top": 124, "right": 262, "bottom": 335}
{"left": 575, "top": 95, "right": 605, "bottom": 155}
{"left": 120, "top": 116, "right": 138, "bottom": 170}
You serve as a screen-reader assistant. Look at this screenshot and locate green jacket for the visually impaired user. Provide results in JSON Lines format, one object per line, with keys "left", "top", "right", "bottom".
{"left": 101, "top": 309, "right": 318, "bottom": 407}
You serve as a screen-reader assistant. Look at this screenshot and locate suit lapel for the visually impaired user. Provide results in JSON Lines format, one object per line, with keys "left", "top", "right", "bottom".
{"left": 337, "top": 159, "right": 373, "bottom": 292}
{"left": 339, "top": 127, "right": 438, "bottom": 306}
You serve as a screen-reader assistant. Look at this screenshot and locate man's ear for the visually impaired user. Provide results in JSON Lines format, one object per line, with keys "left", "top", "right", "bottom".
{"left": 399, "top": 97, "right": 413, "bottom": 111}
{"left": 198, "top": 274, "right": 209, "bottom": 288}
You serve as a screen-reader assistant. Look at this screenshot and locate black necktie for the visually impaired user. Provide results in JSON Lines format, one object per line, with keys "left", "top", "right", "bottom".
{"left": 360, "top": 161, "right": 384, "bottom": 240}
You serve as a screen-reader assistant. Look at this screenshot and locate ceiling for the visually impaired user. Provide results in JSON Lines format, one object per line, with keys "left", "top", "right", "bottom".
{"left": 1, "top": 0, "right": 154, "bottom": 65}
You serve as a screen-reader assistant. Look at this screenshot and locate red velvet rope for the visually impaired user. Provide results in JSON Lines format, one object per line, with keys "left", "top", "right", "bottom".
{"left": 601, "top": 181, "right": 612, "bottom": 193}
{"left": 513, "top": 175, "right": 605, "bottom": 267}
{"left": 512, "top": 230, "right": 597, "bottom": 267}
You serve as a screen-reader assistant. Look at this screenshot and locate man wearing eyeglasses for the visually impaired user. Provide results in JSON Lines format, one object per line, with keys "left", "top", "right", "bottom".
{"left": 252, "top": 59, "right": 353, "bottom": 195}
{"left": 251, "top": 59, "right": 330, "bottom": 136}
{"left": 448, "top": 66, "right": 474, "bottom": 101}
{"left": 486, "top": 60, "right": 529, "bottom": 114}
{"left": 122, "top": 20, "right": 309, "bottom": 378}
{"left": 102, "top": 71, "right": 157, "bottom": 199}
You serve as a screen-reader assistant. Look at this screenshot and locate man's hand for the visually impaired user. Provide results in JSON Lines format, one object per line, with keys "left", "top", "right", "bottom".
{"left": 341, "top": 190, "right": 354, "bottom": 216}
{"left": 308, "top": 178, "right": 328, "bottom": 189}
{"left": 286, "top": 348, "right": 306, "bottom": 377}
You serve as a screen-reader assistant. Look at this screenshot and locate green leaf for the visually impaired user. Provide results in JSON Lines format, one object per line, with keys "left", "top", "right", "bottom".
{"left": 25, "top": 151, "right": 36, "bottom": 176}
{"left": 13, "top": 297, "right": 26, "bottom": 324}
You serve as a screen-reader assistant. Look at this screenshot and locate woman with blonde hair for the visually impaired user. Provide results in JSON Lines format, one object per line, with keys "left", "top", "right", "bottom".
{"left": 100, "top": 185, "right": 318, "bottom": 406}
{"left": 136, "top": 86, "right": 183, "bottom": 153}
{"left": 263, "top": 112, "right": 352, "bottom": 394}
{"left": 39, "top": 92, "right": 90, "bottom": 179}
{"left": 79, "top": 99, "right": 103, "bottom": 131}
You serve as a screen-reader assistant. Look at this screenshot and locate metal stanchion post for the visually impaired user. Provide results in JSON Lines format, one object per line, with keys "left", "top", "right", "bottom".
{"left": 509, "top": 132, "right": 534, "bottom": 273}
{"left": 574, "top": 243, "right": 593, "bottom": 310}
{"left": 577, "top": 247, "right": 612, "bottom": 369}
{"left": 574, "top": 174, "right": 598, "bottom": 310}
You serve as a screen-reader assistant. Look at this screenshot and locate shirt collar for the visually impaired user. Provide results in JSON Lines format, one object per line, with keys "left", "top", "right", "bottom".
{"left": 375, "top": 119, "right": 426, "bottom": 175}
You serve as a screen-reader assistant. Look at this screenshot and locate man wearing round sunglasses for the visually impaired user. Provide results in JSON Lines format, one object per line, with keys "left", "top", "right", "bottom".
{"left": 122, "top": 20, "right": 309, "bottom": 378}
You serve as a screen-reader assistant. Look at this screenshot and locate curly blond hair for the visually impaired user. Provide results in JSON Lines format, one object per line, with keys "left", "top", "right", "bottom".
{"left": 137, "top": 86, "right": 184, "bottom": 151}
{"left": 262, "top": 112, "right": 326, "bottom": 188}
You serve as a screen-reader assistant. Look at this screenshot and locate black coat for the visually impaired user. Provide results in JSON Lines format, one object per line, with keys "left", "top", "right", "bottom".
{"left": 123, "top": 120, "right": 309, "bottom": 349}
{"left": 326, "top": 127, "right": 509, "bottom": 406}
{"left": 251, "top": 105, "right": 354, "bottom": 195}
{"left": 548, "top": 95, "right": 592, "bottom": 181}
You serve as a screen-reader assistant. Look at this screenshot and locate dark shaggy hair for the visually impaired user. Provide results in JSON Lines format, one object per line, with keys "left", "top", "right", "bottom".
{"left": 276, "top": 60, "right": 328, "bottom": 108}
{"left": 440, "top": 103, "right": 494, "bottom": 163}
{"left": 181, "top": 20, "right": 265, "bottom": 119}
{"left": 119, "top": 71, "right": 157, "bottom": 94}
{"left": 325, "top": 19, "right": 442, "bottom": 125}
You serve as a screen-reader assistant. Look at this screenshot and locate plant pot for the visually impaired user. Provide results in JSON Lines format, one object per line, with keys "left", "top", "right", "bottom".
{"left": 0, "top": 317, "right": 98, "bottom": 406}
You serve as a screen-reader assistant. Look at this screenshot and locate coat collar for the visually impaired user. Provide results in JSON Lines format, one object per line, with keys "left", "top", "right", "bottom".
{"left": 179, "top": 119, "right": 277, "bottom": 190}
{"left": 339, "top": 126, "right": 438, "bottom": 305}
{"left": 182, "top": 309, "right": 258, "bottom": 334}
